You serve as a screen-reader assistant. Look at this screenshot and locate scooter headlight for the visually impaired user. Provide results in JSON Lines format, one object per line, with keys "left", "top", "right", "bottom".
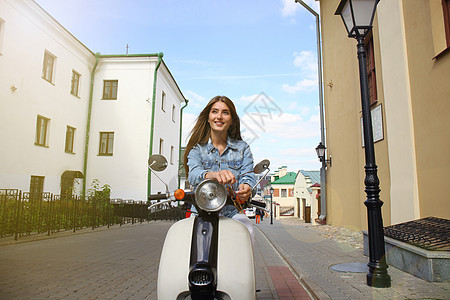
{"left": 195, "top": 179, "right": 227, "bottom": 212}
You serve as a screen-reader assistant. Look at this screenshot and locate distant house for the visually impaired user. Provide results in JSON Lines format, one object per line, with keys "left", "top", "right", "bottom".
{"left": 294, "top": 171, "right": 320, "bottom": 222}
{"left": 0, "top": 0, "right": 186, "bottom": 201}
{"left": 269, "top": 166, "right": 297, "bottom": 218}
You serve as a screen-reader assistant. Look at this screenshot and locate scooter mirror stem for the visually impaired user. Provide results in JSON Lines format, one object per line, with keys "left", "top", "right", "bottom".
{"left": 148, "top": 166, "right": 170, "bottom": 195}
{"left": 251, "top": 168, "right": 270, "bottom": 191}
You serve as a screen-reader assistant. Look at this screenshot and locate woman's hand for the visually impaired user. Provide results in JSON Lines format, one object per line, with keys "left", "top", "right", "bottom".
{"left": 235, "top": 183, "right": 252, "bottom": 202}
{"left": 205, "top": 170, "right": 236, "bottom": 185}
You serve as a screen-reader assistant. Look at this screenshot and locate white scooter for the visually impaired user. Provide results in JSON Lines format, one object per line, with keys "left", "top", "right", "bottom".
{"left": 147, "top": 154, "right": 270, "bottom": 300}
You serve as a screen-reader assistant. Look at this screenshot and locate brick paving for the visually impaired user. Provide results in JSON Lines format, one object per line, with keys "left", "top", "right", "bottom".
{"left": 0, "top": 222, "right": 165, "bottom": 299}
{"left": 267, "top": 266, "right": 311, "bottom": 300}
{"left": 0, "top": 217, "right": 449, "bottom": 299}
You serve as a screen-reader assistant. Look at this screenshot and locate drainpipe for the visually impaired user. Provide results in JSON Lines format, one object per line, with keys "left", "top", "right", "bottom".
{"left": 178, "top": 99, "right": 189, "bottom": 188}
{"left": 295, "top": 0, "right": 327, "bottom": 222}
{"left": 147, "top": 52, "right": 164, "bottom": 199}
{"left": 82, "top": 52, "right": 100, "bottom": 197}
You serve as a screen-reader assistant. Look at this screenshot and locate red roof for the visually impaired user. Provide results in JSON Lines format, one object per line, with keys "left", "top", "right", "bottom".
{"left": 311, "top": 183, "right": 321, "bottom": 187}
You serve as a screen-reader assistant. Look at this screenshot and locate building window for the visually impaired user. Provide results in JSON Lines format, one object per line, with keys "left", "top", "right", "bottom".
{"left": 99, "top": 132, "right": 114, "bottom": 156}
{"left": 42, "top": 51, "right": 56, "bottom": 83}
{"left": 0, "top": 18, "right": 5, "bottom": 55}
{"left": 159, "top": 138, "right": 164, "bottom": 155}
{"left": 102, "top": 80, "right": 118, "bottom": 100}
{"left": 35, "top": 115, "right": 50, "bottom": 147}
{"left": 444, "top": 0, "right": 450, "bottom": 47}
{"left": 30, "top": 176, "right": 44, "bottom": 200}
{"left": 172, "top": 104, "right": 176, "bottom": 122}
{"left": 161, "top": 91, "right": 166, "bottom": 112}
{"left": 65, "top": 126, "right": 75, "bottom": 153}
{"left": 170, "top": 145, "right": 174, "bottom": 164}
{"left": 71, "top": 70, "right": 80, "bottom": 96}
{"left": 281, "top": 189, "right": 287, "bottom": 197}
{"left": 365, "top": 34, "right": 377, "bottom": 105}
{"left": 273, "top": 188, "right": 280, "bottom": 197}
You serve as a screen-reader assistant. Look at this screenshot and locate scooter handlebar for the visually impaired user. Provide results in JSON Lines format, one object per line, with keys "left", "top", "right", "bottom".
{"left": 249, "top": 200, "right": 266, "bottom": 208}
{"left": 148, "top": 193, "right": 168, "bottom": 200}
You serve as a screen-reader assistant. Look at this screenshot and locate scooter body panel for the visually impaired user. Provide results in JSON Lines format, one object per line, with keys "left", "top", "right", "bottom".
{"left": 217, "top": 217, "right": 256, "bottom": 300}
{"left": 157, "top": 217, "right": 194, "bottom": 299}
{"left": 157, "top": 216, "right": 255, "bottom": 299}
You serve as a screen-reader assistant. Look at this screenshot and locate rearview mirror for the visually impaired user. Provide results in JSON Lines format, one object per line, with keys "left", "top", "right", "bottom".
{"left": 254, "top": 159, "right": 270, "bottom": 174}
{"left": 148, "top": 154, "right": 168, "bottom": 172}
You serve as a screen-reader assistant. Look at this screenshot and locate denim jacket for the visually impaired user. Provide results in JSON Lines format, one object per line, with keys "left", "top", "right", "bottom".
{"left": 187, "top": 137, "right": 256, "bottom": 217}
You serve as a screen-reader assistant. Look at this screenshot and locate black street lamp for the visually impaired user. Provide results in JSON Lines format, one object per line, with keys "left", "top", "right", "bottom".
{"left": 335, "top": 0, "right": 391, "bottom": 288}
{"left": 269, "top": 187, "right": 274, "bottom": 225}
{"left": 315, "top": 142, "right": 332, "bottom": 167}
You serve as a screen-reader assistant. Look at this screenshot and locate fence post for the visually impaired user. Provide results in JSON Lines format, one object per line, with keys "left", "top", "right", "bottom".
{"left": 14, "top": 191, "right": 22, "bottom": 241}
{"left": 91, "top": 197, "right": 96, "bottom": 230}
{"left": 72, "top": 195, "right": 76, "bottom": 232}
{"left": 47, "top": 194, "right": 53, "bottom": 236}
{"left": 107, "top": 200, "right": 110, "bottom": 229}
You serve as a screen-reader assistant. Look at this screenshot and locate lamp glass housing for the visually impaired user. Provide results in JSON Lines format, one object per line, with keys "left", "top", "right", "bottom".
{"left": 315, "top": 142, "right": 326, "bottom": 160}
{"left": 335, "top": 0, "right": 378, "bottom": 38}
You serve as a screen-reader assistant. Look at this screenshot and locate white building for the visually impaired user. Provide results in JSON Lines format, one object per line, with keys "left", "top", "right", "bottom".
{"left": 0, "top": 0, "right": 186, "bottom": 201}
{"left": 293, "top": 170, "right": 320, "bottom": 223}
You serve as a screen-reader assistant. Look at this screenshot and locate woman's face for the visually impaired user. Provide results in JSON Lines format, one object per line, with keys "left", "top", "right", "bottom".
{"left": 208, "top": 101, "right": 232, "bottom": 135}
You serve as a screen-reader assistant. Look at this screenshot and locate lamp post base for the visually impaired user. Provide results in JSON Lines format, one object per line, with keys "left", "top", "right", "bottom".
{"left": 366, "top": 263, "right": 391, "bottom": 287}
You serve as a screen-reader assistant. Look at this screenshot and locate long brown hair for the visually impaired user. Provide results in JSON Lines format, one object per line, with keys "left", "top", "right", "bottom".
{"left": 184, "top": 96, "right": 242, "bottom": 177}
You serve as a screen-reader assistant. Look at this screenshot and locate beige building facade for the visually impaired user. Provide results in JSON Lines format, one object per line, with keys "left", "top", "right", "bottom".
{"left": 319, "top": 0, "right": 450, "bottom": 231}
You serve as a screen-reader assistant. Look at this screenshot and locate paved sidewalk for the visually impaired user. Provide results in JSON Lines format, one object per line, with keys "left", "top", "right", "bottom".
{"left": 256, "top": 218, "right": 450, "bottom": 299}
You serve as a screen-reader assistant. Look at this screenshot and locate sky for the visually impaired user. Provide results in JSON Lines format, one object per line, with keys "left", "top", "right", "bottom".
{"left": 35, "top": 0, "right": 322, "bottom": 172}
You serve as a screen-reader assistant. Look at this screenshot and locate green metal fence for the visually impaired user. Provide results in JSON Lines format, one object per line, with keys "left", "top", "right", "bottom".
{"left": 0, "top": 189, "right": 185, "bottom": 241}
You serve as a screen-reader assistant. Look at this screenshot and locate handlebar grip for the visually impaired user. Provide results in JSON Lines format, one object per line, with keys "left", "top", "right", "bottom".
{"left": 250, "top": 200, "right": 266, "bottom": 208}
{"left": 148, "top": 193, "right": 168, "bottom": 200}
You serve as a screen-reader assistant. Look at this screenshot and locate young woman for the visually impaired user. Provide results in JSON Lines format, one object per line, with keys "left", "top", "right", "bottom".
{"left": 184, "top": 96, "right": 257, "bottom": 239}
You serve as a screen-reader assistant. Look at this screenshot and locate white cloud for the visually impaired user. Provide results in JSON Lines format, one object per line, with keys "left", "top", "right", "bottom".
{"left": 184, "top": 91, "right": 208, "bottom": 109}
{"left": 303, "top": 0, "right": 320, "bottom": 13}
{"left": 293, "top": 51, "right": 317, "bottom": 74}
{"left": 241, "top": 111, "right": 319, "bottom": 140}
{"left": 280, "top": 0, "right": 320, "bottom": 18}
{"left": 282, "top": 78, "right": 317, "bottom": 93}
{"left": 280, "top": 0, "right": 299, "bottom": 17}
{"left": 286, "top": 102, "right": 311, "bottom": 116}
{"left": 281, "top": 51, "right": 318, "bottom": 94}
